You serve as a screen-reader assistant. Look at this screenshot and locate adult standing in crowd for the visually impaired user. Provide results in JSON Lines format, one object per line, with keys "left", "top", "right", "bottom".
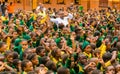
{"left": 7, "top": 2, "right": 15, "bottom": 19}
{"left": 1, "top": 2, "right": 6, "bottom": 16}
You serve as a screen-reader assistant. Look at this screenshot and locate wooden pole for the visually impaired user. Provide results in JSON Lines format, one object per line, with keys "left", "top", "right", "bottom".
{"left": 23, "top": 0, "right": 25, "bottom": 10}
{"left": 32, "top": 0, "right": 37, "bottom": 9}
{"left": 87, "top": 0, "right": 90, "bottom": 11}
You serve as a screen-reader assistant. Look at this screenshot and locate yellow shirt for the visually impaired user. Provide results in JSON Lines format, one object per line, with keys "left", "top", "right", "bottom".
{"left": 31, "top": 13, "right": 37, "bottom": 20}
{"left": 83, "top": 52, "right": 92, "bottom": 58}
{"left": 105, "top": 61, "right": 111, "bottom": 67}
{"left": 99, "top": 44, "right": 106, "bottom": 58}
{"left": 6, "top": 37, "right": 11, "bottom": 50}
{"left": 1, "top": 16, "right": 9, "bottom": 21}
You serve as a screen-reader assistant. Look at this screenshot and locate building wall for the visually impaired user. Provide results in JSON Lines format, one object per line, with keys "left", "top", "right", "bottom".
{"left": 0, "top": 0, "right": 120, "bottom": 11}
{"left": 38, "top": 0, "right": 120, "bottom": 11}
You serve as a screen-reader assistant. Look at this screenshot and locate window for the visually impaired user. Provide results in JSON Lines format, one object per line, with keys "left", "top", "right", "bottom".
{"left": 57, "top": 0, "right": 64, "bottom": 4}
{"left": 99, "top": 0, "right": 108, "bottom": 8}
{"left": 43, "top": 0, "right": 51, "bottom": 4}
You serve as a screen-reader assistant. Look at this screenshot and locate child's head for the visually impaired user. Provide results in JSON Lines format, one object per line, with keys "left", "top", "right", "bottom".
{"left": 89, "top": 58, "right": 99, "bottom": 65}
{"left": 92, "top": 69, "right": 103, "bottom": 74}
{"left": 4, "top": 50, "right": 13, "bottom": 63}
{"left": 0, "top": 42, "right": 7, "bottom": 53}
{"left": 93, "top": 49, "right": 100, "bottom": 58}
{"left": 61, "top": 54, "right": 69, "bottom": 64}
{"left": 41, "top": 56, "right": 50, "bottom": 65}
{"left": 27, "top": 53, "right": 39, "bottom": 66}
{"left": 106, "top": 65, "right": 115, "bottom": 74}
{"left": 84, "top": 45, "right": 92, "bottom": 53}
{"left": 57, "top": 67, "right": 70, "bottom": 74}
{"left": 90, "top": 43, "right": 96, "bottom": 50}
{"left": 50, "top": 42, "right": 57, "bottom": 50}
{"left": 78, "top": 53, "right": 87, "bottom": 65}
{"left": 45, "top": 60, "right": 57, "bottom": 72}
{"left": 21, "top": 60, "right": 33, "bottom": 72}
{"left": 13, "top": 52, "right": 19, "bottom": 59}
{"left": 13, "top": 59, "right": 21, "bottom": 69}
{"left": 46, "top": 70, "right": 54, "bottom": 74}
{"left": 115, "top": 64, "right": 120, "bottom": 73}
{"left": 12, "top": 31, "right": 18, "bottom": 39}
{"left": 36, "top": 46, "right": 45, "bottom": 57}
{"left": 116, "top": 42, "right": 120, "bottom": 51}
{"left": 51, "top": 48, "right": 61, "bottom": 58}
{"left": 27, "top": 71, "right": 37, "bottom": 74}
{"left": 35, "top": 65, "right": 48, "bottom": 74}
{"left": 102, "top": 52, "right": 112, "bottom": 62}
{"left": 21, "top": 39, "right": 28, "bottom": 50}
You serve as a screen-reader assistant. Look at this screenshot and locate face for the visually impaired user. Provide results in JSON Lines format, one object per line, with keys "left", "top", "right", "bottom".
{"left": 24, "top": 61, "right": 33, "bottom": 72}
{"left": 39, "top": 49, "right": 45, "bottom": 57}
{"left": 106, "top": 66, "right": 115, "bottom": 74}
{"left": 16, "top": 20, "right": 20, "bottom": 25}
{"left": 7, "top": 54, "right": 13, "bottom": 63}
{"left": 79, "top": 55, "right": 87, "bottom": 65}
{"left": 31, "top": 55, "right": 39, "bottom": 65}
{"left": 85, "top": 45, "right": 92, "bottom": 52}
{"left": 56, "top": 49, "right": 61, "bottom": 58}
{"left": 0, "top": 44, "right": 7, "bottom": 52}
{"left": 51, "top": 43, "right": 57, "bottom": 50}
{"left": 13, "top": 32, "right": 18, "bottom": 38}
{"left": 116, "top": 64, "right": 120, "bottom": 73}
{"left": 21, "top": 41, "right": 28, "bottom": 50}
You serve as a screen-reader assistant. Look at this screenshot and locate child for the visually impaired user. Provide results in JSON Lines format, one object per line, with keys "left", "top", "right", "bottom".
{"left": 50, "top": 48, "right": 62, "bottom": 66}
{"left": 105, "top": 65, "right": 115, "bottom": 74}
{"left": 21, "top": 60, "right": 33, "bottom": 73}
{"left": 12, "top": 59, "right": 22, "bottom": 73}
{"left": 77, "top": 53, "right": 87, "bottom": 74}
{"left": 27, "top": 53, "right": 39, "bottom": 67}
{"left": 57, "top": 67, "right": 70, "bottom": 74}
{"left": 19, "top": 39, "right": 29, "bottom": 60}
{"left": 45, "top": 60, "right": 57, "bottom": 73}
{"left": 0, "top": 42, "right": 7, "bottom": 54}
{"left": 36, "top": 46, "right": 45, "bottom": 57}
{"left": 115, "top": 64, "right": 120, "bottom": 74}
{"left": 91, "top": 69, "right": 103, "bottom": 74}
{"left": 83, "top": 45, "right": 92, "bottom": 59}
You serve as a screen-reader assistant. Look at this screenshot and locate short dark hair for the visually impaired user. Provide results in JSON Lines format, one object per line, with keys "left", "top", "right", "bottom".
{"left": 46, "top": 70, "right": 54, "bottom": 74}
{"left": 102, "top": 52, "right": 112, "bottom": 62}
{"left": 13, "top": 59, "right": 20, "bottom": 67}
{"left": 57, "top": 67, "right": 70, "bottom": 74}
{"left": 92, "top": 69, "right": 101, "bottom": 74}
{"left": 36, "top": 46, "right": 44, "bottom": 54}
{"left": 21, "top": 60, "right": 30, "bottom": 71}
{"left": 27, "top": 53, "right": 36, "bottom": 60}
{"left": 13, "top": 52, "right": 19, "bottom": 59}
{"left": 45, "top": 60, "right": 56, "bottom": 71}
{"left": 41, "top": 56, "right": 49, "bottom": 65}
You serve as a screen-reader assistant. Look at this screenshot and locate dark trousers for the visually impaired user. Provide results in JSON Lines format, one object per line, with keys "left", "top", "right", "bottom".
{"left": 8, "top": 13, "right": 12, "bottom": 19}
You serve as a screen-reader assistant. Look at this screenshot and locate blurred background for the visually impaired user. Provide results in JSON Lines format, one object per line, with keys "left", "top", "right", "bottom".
{"left": 0, "top": 0, "right": 120, "bottom": 11}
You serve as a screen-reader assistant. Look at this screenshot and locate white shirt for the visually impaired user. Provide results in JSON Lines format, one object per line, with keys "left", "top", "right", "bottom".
{"left": 50, "top": 13, "right": 73, "bottom": 27}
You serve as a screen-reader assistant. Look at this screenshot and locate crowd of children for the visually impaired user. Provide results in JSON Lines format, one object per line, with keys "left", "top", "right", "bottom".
{"left": 0, "top": 1, "right": 120, "bottom": 74}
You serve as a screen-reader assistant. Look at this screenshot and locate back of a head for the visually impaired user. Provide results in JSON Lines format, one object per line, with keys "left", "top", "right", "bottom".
{"left": 46, "top": 70, "right": 54, "bottom": 74}
{"left": 102, "top": 52, "right": 112, "bottom": 62}
{"left": 92, "top": 69, "right": 102, "bottom": 74}
{"left": 57, "top": 67, "right": 70, "bottom": 74}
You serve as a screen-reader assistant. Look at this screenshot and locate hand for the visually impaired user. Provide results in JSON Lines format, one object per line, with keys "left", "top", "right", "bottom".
{"left": 70, "top": 35, "right": 75, "bottom": 40}
{"left": 39, "top": 65, "right": 47, "bottom": 74}
{"left": 89, "top": 62, "right": 96, "bottom": 66}
{"left": 99, "top": 59, "right": 104, "bottom": 64}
